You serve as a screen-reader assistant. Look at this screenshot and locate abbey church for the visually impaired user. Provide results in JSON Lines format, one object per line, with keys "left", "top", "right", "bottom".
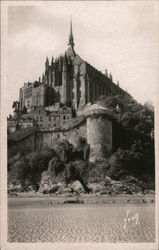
{"left": 8, "top": 20, "right": 131, "bottom": 161}
{"left": 19, "top": 20, "right": 126, "bottom": 113}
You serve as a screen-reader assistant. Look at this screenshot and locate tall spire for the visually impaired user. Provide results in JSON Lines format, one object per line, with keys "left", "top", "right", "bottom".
{"left": 68, "top": 16, "right": 74, "bottom": 48}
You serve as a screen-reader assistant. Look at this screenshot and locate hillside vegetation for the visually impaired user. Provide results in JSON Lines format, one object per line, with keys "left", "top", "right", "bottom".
{"left": 8, "top": 94, "right": 155, "bottom": 195}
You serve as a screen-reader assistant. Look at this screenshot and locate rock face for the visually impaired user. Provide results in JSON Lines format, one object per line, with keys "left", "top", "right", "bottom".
{"left": 69, "top": 181, "right": 84, "bottom": 193}
{"left": 39, "top": 170, "right": 85, "bottom": 194}
{"left": 87, "top": 176, "right": 143, "bottom": 195}
{"left": 39, "top": 170, "right": 64, "bottom": 194}
{"left": 39, "top": 181, "right": 66, "bottom": 194}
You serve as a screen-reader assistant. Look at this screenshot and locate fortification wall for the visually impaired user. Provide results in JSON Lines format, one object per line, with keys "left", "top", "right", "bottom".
{"left": 87, "top": 115, "right": 112, "bottom": 161}
{"left": 8, "top": 113, "right": 114, "bottom": 162}
{"left": 8, "top": 133, "right": 36, "bottom": 157}
{"left": 36, "top": 123, "right": 87, "bottom": 149}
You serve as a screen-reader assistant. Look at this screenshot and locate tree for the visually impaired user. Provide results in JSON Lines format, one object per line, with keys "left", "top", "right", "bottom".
{"left": 76, "top": 137, "right": 90, "bottom": 160}
{"left": 7, "top": 114, "right": 13, "bottom": 120}
{"left": 12, "top": 101, "right": 20, "bottom": 119}
{"left": 25, "top": 148, "right": 56, "bottom": 188}
{"left": 8, "top": 158, "right": 28, "bottom": 188}
{"left": 12, "top": 101, "right": 21, "bottom": 129}
{"left": 108, "top": 148, "right": 146, "bottom": 180}
{"left": 48, "top": 157, "right": 65, "bottom": 176}
{"left": 97, "top": 94, "right": 154, "bottom": 176}
{"left": 65, "top": 161, "right": 91, "bottom": 193}
{"left": 53, "top": 140, "right": 75, "bottom": 163}
{"left": 12, "top": 102, "right": 28, "bottom": 129}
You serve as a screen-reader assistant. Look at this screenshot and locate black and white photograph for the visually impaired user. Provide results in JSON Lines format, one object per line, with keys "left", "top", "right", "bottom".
{"left": 0, "top": 1, "right": 159, "bottom": 250}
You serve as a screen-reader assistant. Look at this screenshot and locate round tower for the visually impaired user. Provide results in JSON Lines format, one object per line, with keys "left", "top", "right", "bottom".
{"left": 85, "top": 104, "right": 113, "bottom": 162}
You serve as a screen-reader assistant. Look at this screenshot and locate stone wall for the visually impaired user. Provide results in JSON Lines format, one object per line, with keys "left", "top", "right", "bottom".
{"left": 37, "top": 123, "right": 87, "bottom": 149}
{"left": 8, "top": 114, "right": 114, "bottom": 162}
{"left": 87, "top": 115, "right": 112, "bottom": 161}
{"left": 8, "top": 133, "right": 36, "bottom": 157}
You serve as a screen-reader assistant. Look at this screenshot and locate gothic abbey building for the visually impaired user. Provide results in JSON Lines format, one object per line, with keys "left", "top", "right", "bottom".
{"left": 8, "top": 21, "right": 131, "bottom": 161}
{"left": 19, "top": 21, "right": 127, "bottom": 113}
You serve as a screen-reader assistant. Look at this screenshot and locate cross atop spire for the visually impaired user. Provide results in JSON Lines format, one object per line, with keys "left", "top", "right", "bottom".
{"left": 68, "top": 16, "right": 74, "bottom": 48}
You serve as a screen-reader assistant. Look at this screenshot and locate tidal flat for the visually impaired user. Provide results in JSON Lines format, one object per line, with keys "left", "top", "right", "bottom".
{"left": 8, "top": 195, "right": 155, "bottom": 243}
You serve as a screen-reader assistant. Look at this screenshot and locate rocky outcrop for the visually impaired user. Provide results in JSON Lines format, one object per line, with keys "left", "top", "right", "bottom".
{"left": 87, "top": 176, "right": 144, "bottom": 195}
{"left": 38, "top": 172, "right": 145, "bottom": 195}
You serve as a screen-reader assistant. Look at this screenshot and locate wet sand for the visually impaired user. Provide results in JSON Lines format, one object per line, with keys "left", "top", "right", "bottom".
{"left": 8, "top": 196, "right": 155, "bottom": 243}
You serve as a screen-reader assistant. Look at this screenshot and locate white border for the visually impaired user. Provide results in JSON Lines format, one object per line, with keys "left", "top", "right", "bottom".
{"left": 1, "top": 1, "right": 159, "bottom": 250}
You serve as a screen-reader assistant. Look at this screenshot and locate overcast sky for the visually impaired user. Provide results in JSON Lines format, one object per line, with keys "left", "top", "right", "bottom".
{"left": 6, "top": 1, "right": 159, "bottom": 115}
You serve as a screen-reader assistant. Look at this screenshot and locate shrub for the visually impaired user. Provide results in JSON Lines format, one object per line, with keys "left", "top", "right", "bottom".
{"left": 8, "top": 147, "right": 56, "bottom": 190}
{"left": 64, "top": 161, "right": 91, "bottom": 193}
{"left": 8, "top": 158, "right": 28, "bottom": 187}
{"left": 48, "top": 157, "right": 65, "bottom": 176}
{"left": 87, "top": 159, "right": 110, "bottom": 182}
{"left": 107, "top": 148, "right": 144, "bottom": 179}
{"left": 53, "top": 140, "right": 75, "bottom": 162}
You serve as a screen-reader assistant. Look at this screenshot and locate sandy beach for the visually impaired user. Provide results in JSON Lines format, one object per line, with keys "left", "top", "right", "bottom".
{"left": 8, "top": 194, "right": 155, "bottom": 243}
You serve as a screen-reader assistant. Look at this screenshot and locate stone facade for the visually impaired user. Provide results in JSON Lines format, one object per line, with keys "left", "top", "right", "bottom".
{"left": 7, "top": 120, "right": 16, "bottom": 133}
{"left": 18, "top": 115, "right": 34, "bottom": 129}
{"left": 9, "top": 105, "right": 114, "bottom": 162}
{"left": 9, "top": 21, "right": 130, "bottom": 162}
{"left": 17, "top": 106, "right": 72, "bottom": 129}
{"left": 37, "top": 106, "right": 113, "bottom": 162}
{"left": 19, "top": 20, "right": 127, "bottom": 113}
{"left": 87, "top": 116, "right": 112, "bottom": 161}
{"left": 37, "top": 123, "right": 87, "bottom": 149}
{"left": 85, "top": 104, "right": 113, "bottom": 161}
{"left": 19, "top": 81, "right": 53, "bottom": 112}
{"left": 47, "top": 107, "right": 72, "bottom": 128}
{"left": 39, "top": 113, "right": 113, "bottom": 162}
